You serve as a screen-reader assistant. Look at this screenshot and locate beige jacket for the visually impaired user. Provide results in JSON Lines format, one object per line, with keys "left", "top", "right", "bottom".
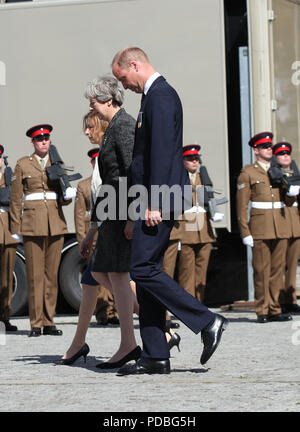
{"left": 236, "top": 162, "right": 293, "bottom": 240}
{"left": 170, "top": 172, "right": 215, "bottom": 244}
{"left": 0, "top": 174, "right": 18, "bottom": 245}
{"left": 10, "top": 154, "right": 70, "bottom": 236}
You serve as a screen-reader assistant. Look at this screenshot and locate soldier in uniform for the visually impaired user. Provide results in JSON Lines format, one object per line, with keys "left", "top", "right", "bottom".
{"left": 74, "top": 148, "right": 118, "bottom": 325}
{"left": 273, "top": 142, "right": 300, "bottom": 313}
{"left": 162, "top": 145, "right": 222, "bottom": 303}
{"left": 0, "top": 145, "right": 18, "bottom": 331}
{"left": 236, "top": 132, "right": 295, "bottom": 323}
{"left": 10, "top": 124, "right": 71, "bottom": 337}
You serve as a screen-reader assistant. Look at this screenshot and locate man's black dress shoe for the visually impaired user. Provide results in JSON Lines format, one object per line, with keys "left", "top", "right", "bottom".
{"left": 96, "top": 317, "right": 120, "bottom": 326}
{"left": 96, "top": 346, "right": 141, "bottom": 369}
{"left": 1, "top": 320, "right": 18, "bottom": 332}
{"left": 200, "top": 314, "right": 228, "bottom": 365}
{"left": 117, "top": 357, "right": 170, "bottom": 376}
{"left": 257, "top": 315, "right": 269, "bottom": 323}
{"left": 268, "top": 313, "right": 292, "bottom": 322}
{"left": 107, "top": 317, "right": 120, "bottom": 325}
{"left": 43, "top": 326, "right": 63, "bottom": 336}
{"left": 28, "top": 327, "right": 42, "bottom": 337}
{"left": 281, "top": 304, "right": 300, "bottom": 314}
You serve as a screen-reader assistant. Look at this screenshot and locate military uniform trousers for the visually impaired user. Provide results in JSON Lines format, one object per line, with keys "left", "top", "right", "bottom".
{"left": 178, "top": 243, "right": 212, "bottom": 303}
{"left": 23, "top": 235, "right": 64, "bottom": 328}
{"left": 0, "top": 244, "right": 17, "bottom": 321}
{"left": 161, "top": 240, "right": 180, "bottom": 279}
{"left": 279, "top": 237, "right": 300, "bottom": 305}
{"left": 252, "top": 238, "right": 288, "bottom": 316}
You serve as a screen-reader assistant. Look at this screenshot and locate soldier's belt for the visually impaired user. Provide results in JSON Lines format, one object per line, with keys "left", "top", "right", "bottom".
{"left": 0, "top": 206, "right": 9, "bottom": 213}
{"left": 184, "top": 205, "right": 206, "bottom": 214}
{"left": 251, "top": 201, "right": 285, "bottom": 209}
{"left": 24, "top": 192, "right": 58, "bottom": 201}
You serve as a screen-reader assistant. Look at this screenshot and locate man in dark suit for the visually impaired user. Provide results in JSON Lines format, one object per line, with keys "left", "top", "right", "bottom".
{"left": 112, "top": 47, "right": 228, "bottom": 375}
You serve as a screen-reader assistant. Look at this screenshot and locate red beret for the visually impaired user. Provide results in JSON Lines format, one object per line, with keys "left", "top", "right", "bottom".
{"left": 87, "top": 148, "right": 99, "bottom": 160}
{"left": 273, "top": 142, "right": 292, "bottom": 155}
{"left": 26, "top": 124, "right": 53, "bottom": 138}
{"left": 248, "top": 131, "right": 273, "bottom": 148}
{"left": 183, "top": 144, "right": 200, "bottom": 157}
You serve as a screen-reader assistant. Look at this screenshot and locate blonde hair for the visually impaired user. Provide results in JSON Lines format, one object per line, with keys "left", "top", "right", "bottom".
{"left": 82, "top": 111, "right": 108, "bottom": 144}
{"left": 112, "top": 47, "right": 149, "bottom": 70}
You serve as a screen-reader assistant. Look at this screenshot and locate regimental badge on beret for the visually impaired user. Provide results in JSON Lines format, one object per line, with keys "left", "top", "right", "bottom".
{"left": 273, "top": 142, "right": 292, "bottom": 155}
{"left": 248, "top": 131, "right": 273, "bottom": 148}
{"left": 26, "top": 124, "right": 53, "bottom": 139}
{"left": 182, "top": 144, "right": 201, "bottom": 157}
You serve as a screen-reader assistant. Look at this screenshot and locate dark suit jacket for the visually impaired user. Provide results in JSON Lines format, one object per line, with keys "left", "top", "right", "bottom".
{"left": 132, "top": 76, "right": 191, "bottom": 217}
{"left": 91, "top": 108, "right": 135, "bottom": 222}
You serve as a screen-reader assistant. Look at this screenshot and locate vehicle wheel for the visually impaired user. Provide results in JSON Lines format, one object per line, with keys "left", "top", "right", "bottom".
{"left": 10, "top": 252, "right": 28, "bottom": 317}
{"left": 59, "top": 245, "right": 87, "bottom": 311}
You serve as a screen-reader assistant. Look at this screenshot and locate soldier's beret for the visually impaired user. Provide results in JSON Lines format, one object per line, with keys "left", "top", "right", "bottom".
{"left": 248, "top": 131, "right": 273, "bottom": 148}
{"left": 0, "top": 145, "right": 4, "bottom": 156}
{"left": 183, "top": 144, "right": 201, "bottom": 157}
{"left": 273, "top": 142, "right": 292, "bottom": 155}
{"left": 87, "top": 148, "right": 99, "bottom": 160}
{"left": 26, "top": 124, "right": 53, "bottom": 138}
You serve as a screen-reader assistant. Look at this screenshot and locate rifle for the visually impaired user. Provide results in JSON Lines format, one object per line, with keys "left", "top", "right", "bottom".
{"left": 198, "top": 165, "right": 228, "bottom": 219}
{"left": 46, "top": 144, "right": 82, "bottom": 200}
{"left": 268, "top": 157, "right": 300, "bottom": 188}
{"left": 0, "top": 155, "right": 12, "bottom": 206}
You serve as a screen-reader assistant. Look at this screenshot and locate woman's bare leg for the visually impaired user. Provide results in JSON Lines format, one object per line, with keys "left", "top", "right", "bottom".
{"left": 62, "top": 284, "right": 98, "bottom": 359}
{"left": 92, "top": 271, "right": 138, "bottom": 363}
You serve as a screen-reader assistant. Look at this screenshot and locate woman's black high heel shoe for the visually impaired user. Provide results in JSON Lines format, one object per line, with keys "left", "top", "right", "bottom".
{"left": 55, "top": 343, "right": 90, "bottom": 366}
{"left": 168, "top": 332, "right": 181, "bottom": 352}
{"left": 96, "top": 345, "right": 141, "bottom": 369}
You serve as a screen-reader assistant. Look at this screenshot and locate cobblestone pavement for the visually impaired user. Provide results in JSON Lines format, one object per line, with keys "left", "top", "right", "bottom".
{"left": 1, "top": 308, "right": 300, "bottom": 413}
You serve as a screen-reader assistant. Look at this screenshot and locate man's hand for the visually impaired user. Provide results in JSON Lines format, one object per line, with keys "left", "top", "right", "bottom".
{"left": 287, "top": 185, "right": 300, "bottom": 197}
{"left": 80, "top": 228, "right": 97, "bottom": 259}
{"left": 124, "top": 220, "right": 135, "bottom": 240}
{"left": 145, "top": 208, "right": 162, "bottom": 227}
{"left": 242, "top": 235, "right": 254, "bottom": 247}
{"left": 11, "top": 233, "right": 23, "bottom": 243}
{"left": 211, "top": 212, "right": 224, "bottom": 222}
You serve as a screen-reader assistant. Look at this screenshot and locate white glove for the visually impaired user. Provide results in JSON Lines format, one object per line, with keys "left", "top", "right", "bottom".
{"left": 211, "top": 212, "right": 224, "bottom": 222}
{"left": 242, "top": 235, "right": 254, "bottom": 247}
{"left": 64, "top": 187, "right": 77, "bottom": 200}
{"left": 11, "top": 234, "right": 23, "bottom": 243}
{"left": 287, "top": 185, "right": 300, "bottom": 197}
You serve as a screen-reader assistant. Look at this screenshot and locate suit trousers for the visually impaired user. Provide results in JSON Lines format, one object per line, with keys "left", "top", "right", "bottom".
{"left": 0, "top": 244, "right": 17, "bottom": 321}
{"left": 279, "top": 237, "right": 300, "bottom": 305}
{"left": 252, "top": 238, "right": 288, "bottom": 316}
{"left": 161, "top": 240, "right": 179, "bottom": 279}
{"left": 178, "top": 243, "right": 212, "bottom": 302}
{"left": 24, "top": 235, "right": 64, "bottom": 328}
{"left": 130, "top": 219, "right": 215, "bottom": 359}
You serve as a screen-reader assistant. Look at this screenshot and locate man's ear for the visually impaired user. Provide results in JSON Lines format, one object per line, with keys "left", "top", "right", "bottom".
{"left": 130, "top": 61, "right": 139, "bottom": 72}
